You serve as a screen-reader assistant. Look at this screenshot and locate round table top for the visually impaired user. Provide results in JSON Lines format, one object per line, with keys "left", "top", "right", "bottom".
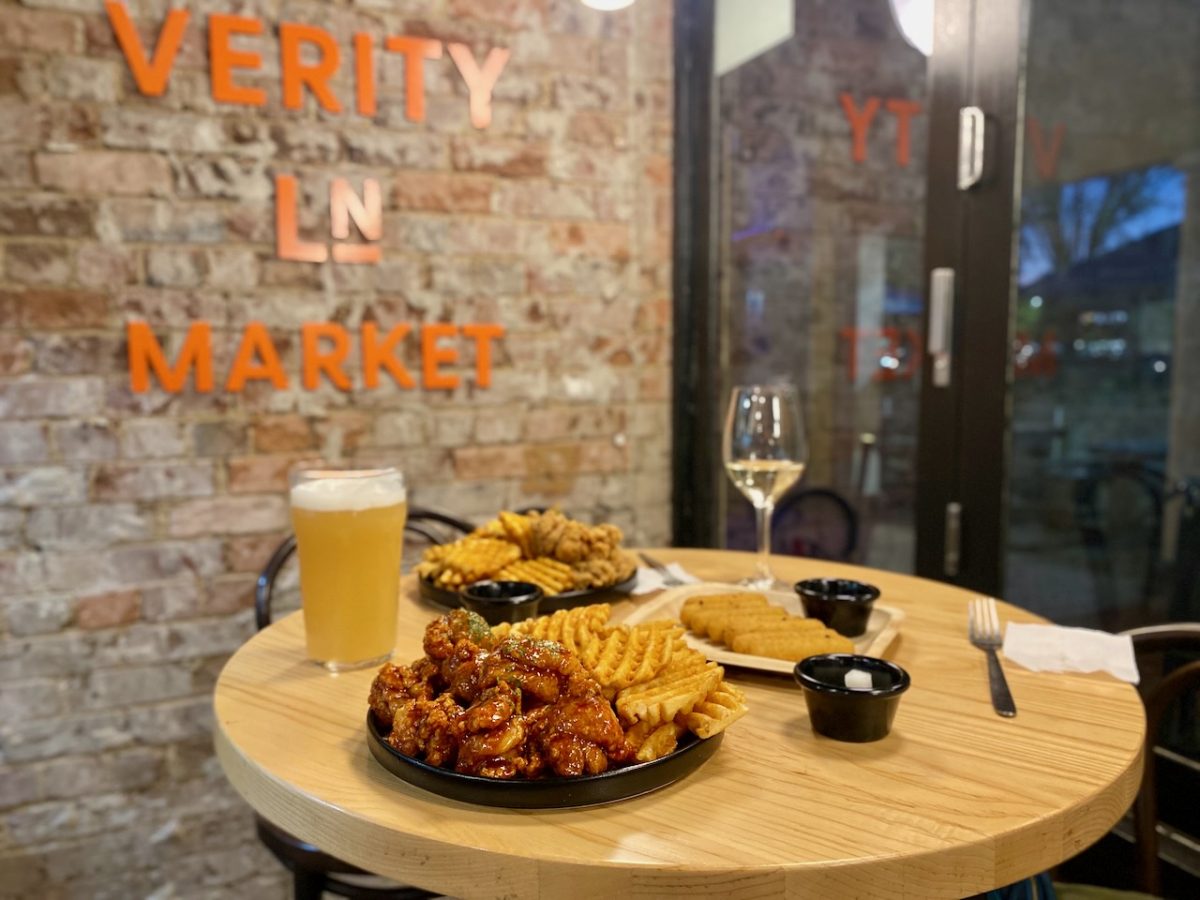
{"left": 214, "top": 549, "right": 1145, "bottom": 899}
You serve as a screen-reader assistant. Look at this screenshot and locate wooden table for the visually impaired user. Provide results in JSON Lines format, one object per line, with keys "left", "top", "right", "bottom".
{"left": 214, "top": 549, "right": 1146, "bottom": 899}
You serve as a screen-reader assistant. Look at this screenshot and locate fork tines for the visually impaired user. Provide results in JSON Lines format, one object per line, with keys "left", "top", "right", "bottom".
{"left": 968, "top": 596, "right": 1002, "bottom": 645}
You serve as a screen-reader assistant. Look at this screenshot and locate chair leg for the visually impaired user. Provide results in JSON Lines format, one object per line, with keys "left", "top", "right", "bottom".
{"left": 293, "top": 869, "right": 327, "bottom": 900}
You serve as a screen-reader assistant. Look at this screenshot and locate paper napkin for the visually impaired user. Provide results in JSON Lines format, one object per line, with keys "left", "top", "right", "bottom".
{"left": 1001, "top": 622, "right": 1140, "bottom": 684}
{"left": 631, "top": 564, "right": 701, "bottom": 595}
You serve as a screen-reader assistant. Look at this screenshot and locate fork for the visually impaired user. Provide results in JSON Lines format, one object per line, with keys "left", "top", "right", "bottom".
{"left": 638, "top": 552, "right": 684, "bottom": 587}
{"left": 968, "top": 597, "right": 1017, "bottom": 718}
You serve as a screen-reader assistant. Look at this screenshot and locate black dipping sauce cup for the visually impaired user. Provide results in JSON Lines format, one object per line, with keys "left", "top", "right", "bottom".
{"left": 459, "top": 581, "right": 543, "bottom": 625}
{"left": 795, "top": 578, "right": 880, "bottom": 637}
{"left": 793, "top": 654, "right": 910, "bottom": 743}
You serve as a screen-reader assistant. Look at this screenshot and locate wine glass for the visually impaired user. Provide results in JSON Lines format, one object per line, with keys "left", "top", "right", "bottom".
{"left": 723, "top": 384, "right": 808, "bottom": 588}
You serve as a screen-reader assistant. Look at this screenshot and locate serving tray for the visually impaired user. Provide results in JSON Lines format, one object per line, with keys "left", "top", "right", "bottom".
{"left": 367, "top": 713, "right": 721, "bottom": 809}
{"left": 417, "top": 572, "right": 638, "bottom": 614}
{"left": 623, "top": 582, "right": 904, "bottom": 675}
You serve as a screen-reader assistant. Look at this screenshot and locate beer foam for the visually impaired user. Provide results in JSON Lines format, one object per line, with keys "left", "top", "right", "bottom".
{"left": 290, "top": 472, "right": 406, "bottom": 512}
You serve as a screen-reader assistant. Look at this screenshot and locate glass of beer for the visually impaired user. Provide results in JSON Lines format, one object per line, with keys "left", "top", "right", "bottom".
{"left": 289, "top": 467, "right": 407, "bottom": 671}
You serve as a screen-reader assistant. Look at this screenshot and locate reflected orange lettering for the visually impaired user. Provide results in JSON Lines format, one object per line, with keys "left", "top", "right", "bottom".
{"left": 447, "top": 43, "right": 510, "bottom": 129}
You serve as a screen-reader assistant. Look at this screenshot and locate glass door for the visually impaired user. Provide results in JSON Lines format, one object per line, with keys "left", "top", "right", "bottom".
{"left": 674, "top": 0, "right": 972, "bottom": 575}
{"left": 1003, "top": 0, "right": 1200, "bottom": 631}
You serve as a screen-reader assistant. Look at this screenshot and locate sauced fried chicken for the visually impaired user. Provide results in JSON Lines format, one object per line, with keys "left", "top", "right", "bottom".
{"left": 369, "top": 611, "right": 631, "bottom": 779}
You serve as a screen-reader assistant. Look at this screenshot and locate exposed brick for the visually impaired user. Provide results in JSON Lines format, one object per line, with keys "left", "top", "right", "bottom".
{"left": 76, "top": 243, "right": 137, "bottom": 288}
{"left": 74, "top": 590, "right": 141, "bottom": 630}
{"left": 0, "top": 333, "right": 34, "bottom": 376}
{"left": 168, "top": 495, "right": 287, "bottom": 538}
{"left": 493, "top": 179, "right": 597, "bottom": 219}
{"left": 341, "top": 130, "right": 447, "bottom": 167}
{"left": 13, "top": 288, "right": 108, "bottom": 329}
{"left": 452, "top": 444, "right": 527, "bottom": 479}
{"left": 27, "top": 504, "right": 152, "bottom": 550}
{"left": 91, "top": 462, "right": 214, "bottom": 501}
{"left": 97, "top": 199, "right": 224, "bottom": 244}
{"left": 223, "top": 531, "right": 288, "bottom": 572}
{"left": 0, "top": 421, "right": 48, "bottom": 465}
{"left": 0, "top": 467, "right": 87, "bottom": 505}
{"left": 0, "top": 9, "right": 80, "bottom": 54}
{"left": 33, "top": 334, "right": 124, "bottom": 376}
{"left": 393, "top": 171, "right": 494, "bottom": 212}
{"left": 0, "top": 195, "right": 95, "bottom": 238}
{"left": 253, "top": 415, "right": 315, "bottom": 452}
{"left": 225, "top": 455, "right": 294, "bottom": 494}
{"left": 5, "top": 242, "right": 72, "bottom": 285}
{"left": 50, "top": 420, "right": 119, "bottom": 461}
{"left": 118, "top": 419, "right": 189, "bottom": 459}
{"left": 450, "top": 138, "right": 549, "bottom": 177}
{"left": 548, "top": 221, "right": 631, "bottom": 260}
{"left": 36, "top": 151, "right": 171, "bottom": 197}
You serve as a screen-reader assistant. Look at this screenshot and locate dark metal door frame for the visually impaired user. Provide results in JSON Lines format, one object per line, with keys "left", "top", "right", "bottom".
{"left": 916, "top": 0, "right": 1024, "bottom": 594}
{"left": 671, "top": 0, "right": 1020, "bottom": 586}
{"left": 671, "top": 0, "right": 720, "bottom": 548}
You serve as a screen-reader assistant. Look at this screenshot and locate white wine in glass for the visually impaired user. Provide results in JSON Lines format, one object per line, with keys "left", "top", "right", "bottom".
{"left": 723, "top": 384, "right": 808, "bottom": 588}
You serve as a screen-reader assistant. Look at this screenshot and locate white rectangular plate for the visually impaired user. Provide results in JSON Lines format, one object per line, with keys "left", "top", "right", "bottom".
{"left": 621, "top": 582, "right": 904, "bottom": 675}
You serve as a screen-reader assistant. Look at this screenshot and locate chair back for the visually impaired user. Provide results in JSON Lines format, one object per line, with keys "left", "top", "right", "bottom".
{"left": 254, "top": 508, "right": 473, "bottom": 631}
{"left": 1125, "top": 623, "right": 1200, "bottom": 895}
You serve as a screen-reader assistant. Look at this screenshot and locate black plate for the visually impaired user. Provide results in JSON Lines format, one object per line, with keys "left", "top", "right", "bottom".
{"left": 367, "top": 714, "right": 721, "bottom": 809}
{"left": 418, "top": 572, "right": 638, "bottom": 614}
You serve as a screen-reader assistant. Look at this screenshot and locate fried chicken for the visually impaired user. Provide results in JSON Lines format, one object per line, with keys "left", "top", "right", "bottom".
{"left": 369, "top": 611, "right": 630, "bottom": 780}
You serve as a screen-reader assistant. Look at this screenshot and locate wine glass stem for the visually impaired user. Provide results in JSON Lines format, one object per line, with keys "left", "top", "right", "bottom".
{"left": 755, "top": 500, "right": 774, "bottom": 582}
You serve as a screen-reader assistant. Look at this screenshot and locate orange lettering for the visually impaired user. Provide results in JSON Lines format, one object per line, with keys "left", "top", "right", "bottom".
{"left": 461, "top": 323, "right": 504, "bottom": 388}
{"left": 421, "top": 323, "right": 459, "bottom": 390}
{"left": 839, "top": 93, "right": 880, "bottom": 164}
{"left": 362, "top": 322, "right": 414, "bottom": 389}
{"left": 226, "top": 322, "right": 288, "bottom": 391}
{"left": 885, "top": 98, "right": 922, "bottom": 167}
{"left": 127, "top": 321, "right": 213, "bottom": 393}
{"left": 280, "top": 23, "right": 341, "bottom": 113}
{"left": 105, "top": 2, "right": 189, "bottom": 97}
{"left": 446, "top": 43, "right": 510, "bottom": 129}
{"left": 330, "top": 178, "right": 381, "bottom": 241}
{"left": 384, "top": 36, "right": 442, "bottom": 123}
{"left": 301, "top": 322, "right": 351, "bottom": 390}
{"left": 1027, "top": 117, "right": 1065, "bottom": 181}
{"left": 209, "top": 14, "right": 266, "bottom": 106}
{"left": 275, "top": 174, "right": 327, "bottom": 263}
{"left": 354, "top": 33, "right": 376, "bottom": 117}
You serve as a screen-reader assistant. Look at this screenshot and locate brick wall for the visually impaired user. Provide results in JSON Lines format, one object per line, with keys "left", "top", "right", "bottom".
{"left": 0, "top": 0, "right": 673, "bottom": 895}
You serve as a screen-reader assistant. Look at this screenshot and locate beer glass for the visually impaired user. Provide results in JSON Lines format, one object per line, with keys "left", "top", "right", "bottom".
{"left": 289, "top": 467, "right": 407, "bottom": 671}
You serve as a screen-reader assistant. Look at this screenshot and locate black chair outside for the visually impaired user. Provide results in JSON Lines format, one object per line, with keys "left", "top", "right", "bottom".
{"left": 1125, "top": 623, "right": 1200, "bottom": 897}
{"left": 251, "top": 508, "right": 473, "bottom": 899}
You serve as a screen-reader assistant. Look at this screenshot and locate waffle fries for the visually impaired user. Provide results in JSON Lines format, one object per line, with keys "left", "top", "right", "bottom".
{"left": 496, "top": 557, "right": 574, "bottom": 596}
{"left": 417, "top": 508, "right": 636, "bottom": 597}
{"left": 489, "top": 603, "right": 749, "bottom": 760}
{"left": 416, "top": 537, "right": 521, "bottom": 588}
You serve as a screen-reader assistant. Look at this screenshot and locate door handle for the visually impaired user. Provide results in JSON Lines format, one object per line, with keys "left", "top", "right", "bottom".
{"left": 944, "top": 501, "right": 962, "bottom": 577}
{"left": 928, "top": 267, "right": 954, "bottom": 387}
{"left": 958, "top": 106, "right": 986, "bottom": 190}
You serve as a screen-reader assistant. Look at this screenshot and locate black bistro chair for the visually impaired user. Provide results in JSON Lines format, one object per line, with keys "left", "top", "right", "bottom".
{"left": 1053, "top": 623, "right": 1200, "bottom": 899}
{"left": 252, "top": 508, "right": 473, "bottom": 899}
